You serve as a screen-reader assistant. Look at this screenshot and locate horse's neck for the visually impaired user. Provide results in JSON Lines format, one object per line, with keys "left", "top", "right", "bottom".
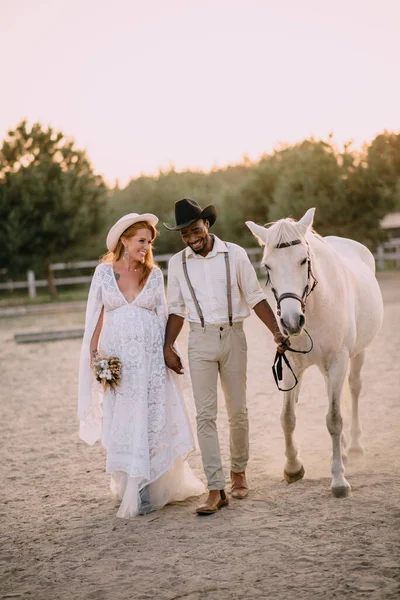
{"left": 306, "top": 235, "right": 347, "bottom": 312}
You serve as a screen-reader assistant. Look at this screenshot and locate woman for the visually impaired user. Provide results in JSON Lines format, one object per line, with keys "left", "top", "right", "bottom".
{"left": 78, "top": 213, "right": 205, "bottom": 517}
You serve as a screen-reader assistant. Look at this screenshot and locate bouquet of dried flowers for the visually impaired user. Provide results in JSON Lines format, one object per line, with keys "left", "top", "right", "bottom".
{"left": 91, "top": 353, "right": 122, "bottom": 392}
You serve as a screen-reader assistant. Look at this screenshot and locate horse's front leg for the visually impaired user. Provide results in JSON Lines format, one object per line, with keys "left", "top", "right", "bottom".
{"left": 281, "top": 371, "right": 305, "bottom": 483}
{"left": 326, "top": 355, "right": 351, "bottom": 497}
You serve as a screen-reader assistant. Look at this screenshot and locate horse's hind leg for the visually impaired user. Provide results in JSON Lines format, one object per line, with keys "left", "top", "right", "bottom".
{"left": 348, "top": 350, "right": 366, "bottom": 456}
{"left": 281, "top": 374, "right": 305, "bottom": 483}
{"left": 326, "top": 355, "right": 351, "bottom": 498}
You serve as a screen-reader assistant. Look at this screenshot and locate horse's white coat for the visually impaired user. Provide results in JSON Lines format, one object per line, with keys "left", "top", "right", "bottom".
{"left": 246, "top": 209, "right": 384, "bottom": 496}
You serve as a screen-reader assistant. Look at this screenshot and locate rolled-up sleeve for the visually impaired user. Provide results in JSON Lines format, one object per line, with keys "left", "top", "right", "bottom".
{"left": 166, "top": 255, "right": 187, "bottom": 318}
{"left": 235, "top": 246, "right": 267, "bottom": 309}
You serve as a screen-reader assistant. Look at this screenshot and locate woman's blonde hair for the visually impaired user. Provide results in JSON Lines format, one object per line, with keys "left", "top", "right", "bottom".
{"left": 100, "top": 221, "right": 159, "bottom": 287}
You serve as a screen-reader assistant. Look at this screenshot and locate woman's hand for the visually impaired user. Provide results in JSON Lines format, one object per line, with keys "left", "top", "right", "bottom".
{"left": 163, "top": 346, "right": 184, "bottom": 375}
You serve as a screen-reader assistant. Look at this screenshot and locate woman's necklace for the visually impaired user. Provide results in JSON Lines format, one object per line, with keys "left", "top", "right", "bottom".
{"left": 128, "top": 262, "right": 142, "bottom": 273}
{"left": 114, "top": 262, "right": 142, "bottom": 280}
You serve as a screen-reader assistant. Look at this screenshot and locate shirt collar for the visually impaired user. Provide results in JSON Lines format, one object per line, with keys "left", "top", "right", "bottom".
{"left": 185, "top": 235, "right": 228, "bottom": 259}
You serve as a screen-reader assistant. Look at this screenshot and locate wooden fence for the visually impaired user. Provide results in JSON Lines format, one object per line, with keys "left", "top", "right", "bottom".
{"left": 1, "top": 241, "right": 399, "bottom": 300}
{"left": 374, "top": 238, "right": 400, "bottom": 270}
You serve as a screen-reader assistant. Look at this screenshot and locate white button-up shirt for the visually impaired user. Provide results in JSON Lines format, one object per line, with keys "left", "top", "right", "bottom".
{"left": 167, "top": 235, "right": 267, "bottom": 324}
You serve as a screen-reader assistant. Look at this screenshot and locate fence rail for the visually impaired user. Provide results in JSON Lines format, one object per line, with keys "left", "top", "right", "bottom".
{"left": 375, "top": 238, "right": 400, "bottom": 270}
{"left": 1, "top": 241, "right": 399, "bottom": 300}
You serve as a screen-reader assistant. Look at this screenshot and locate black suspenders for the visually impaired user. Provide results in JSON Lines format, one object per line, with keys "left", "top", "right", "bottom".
{"left": 224, "top": 251, "right": 233, "bottom": 327}
{"left": 181, "top": 245, "right": 233, "bottom": 328}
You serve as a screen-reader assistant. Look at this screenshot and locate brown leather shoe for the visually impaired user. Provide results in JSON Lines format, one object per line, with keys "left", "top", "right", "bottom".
{"left": 231, "top": 471, "right": 249, "bottom": 499}
{"left": 196, "top": 490, "right": 229, "bottom": 515}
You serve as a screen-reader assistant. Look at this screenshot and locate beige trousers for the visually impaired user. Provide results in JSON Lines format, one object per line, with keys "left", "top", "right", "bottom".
{"left": 188, "top": 321, "right": 249, "bottom": 490}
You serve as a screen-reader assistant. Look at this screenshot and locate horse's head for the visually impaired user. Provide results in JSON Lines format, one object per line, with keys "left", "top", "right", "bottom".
{"left": 246, "top": 208, "right": 316, "bottom": 337}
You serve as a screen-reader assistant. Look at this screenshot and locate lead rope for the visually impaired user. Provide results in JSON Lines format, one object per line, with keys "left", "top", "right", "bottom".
{"left": 272, "top": 329, "right": 314, "bottom": 392}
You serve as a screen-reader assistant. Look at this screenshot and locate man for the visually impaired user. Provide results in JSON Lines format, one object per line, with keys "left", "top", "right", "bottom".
{"left": 163, "top": 198, "right": 285, "bottom": 515}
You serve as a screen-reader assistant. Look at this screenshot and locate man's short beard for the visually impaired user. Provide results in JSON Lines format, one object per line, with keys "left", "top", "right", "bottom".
{"left": 189, "top": 241, "right": 206, "bottom": 254}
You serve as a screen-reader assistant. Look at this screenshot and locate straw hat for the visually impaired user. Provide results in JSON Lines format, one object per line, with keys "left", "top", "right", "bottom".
{"left": 106, "top": 213, "right": 158, "bottom": 251}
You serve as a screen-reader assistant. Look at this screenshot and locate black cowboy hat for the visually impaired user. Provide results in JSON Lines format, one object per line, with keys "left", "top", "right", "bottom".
{"left": 163, "top": 198, "right": 217, "bottom": 231}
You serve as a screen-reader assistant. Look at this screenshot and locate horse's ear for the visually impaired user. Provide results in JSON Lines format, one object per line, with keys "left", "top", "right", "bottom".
{"left": 245, "top": 221, "right": 267, "bottom": 246}
{"left": 297, "top": 208, "right": 315, "bottom": 237}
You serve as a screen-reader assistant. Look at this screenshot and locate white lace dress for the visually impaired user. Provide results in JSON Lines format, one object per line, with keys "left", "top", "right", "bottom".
{"left": 78, "top": 264, "right": 205, "bottom": 517}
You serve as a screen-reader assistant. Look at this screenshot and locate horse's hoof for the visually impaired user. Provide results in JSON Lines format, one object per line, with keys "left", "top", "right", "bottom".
{"left": 331, "top": 484, "right": 351, "bottom": 498}
{"left": 284, "top": 465, "right": 305, "bottom": 483}
{"left": 348, "top": 446, "right": 365, "bottom": 457}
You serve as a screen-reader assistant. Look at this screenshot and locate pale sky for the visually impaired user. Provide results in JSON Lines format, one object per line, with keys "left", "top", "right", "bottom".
{"left": 1, "top": 0, "right": 399, "bottom": 185}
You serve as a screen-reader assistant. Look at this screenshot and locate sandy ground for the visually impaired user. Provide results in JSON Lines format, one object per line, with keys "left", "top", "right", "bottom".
{"left": 0, "top": 273, "right": 399, "bottom": 600}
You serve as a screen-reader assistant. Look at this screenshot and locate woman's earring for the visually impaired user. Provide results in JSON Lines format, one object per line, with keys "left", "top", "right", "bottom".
{"left": 123, "top": 249, "right": 129, "bottom": 260}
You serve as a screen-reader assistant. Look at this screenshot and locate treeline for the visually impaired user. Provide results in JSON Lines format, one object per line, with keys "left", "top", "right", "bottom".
{"left": 1, "top": 121, "right": 400, "bottom": 281}
{"left": 107, "top": 134, "right": 400, "bottom": 256}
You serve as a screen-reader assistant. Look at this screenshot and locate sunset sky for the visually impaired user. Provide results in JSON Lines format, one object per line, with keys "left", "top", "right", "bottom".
{"left": 1, "top": 0, "right": 399, "bottom": 185}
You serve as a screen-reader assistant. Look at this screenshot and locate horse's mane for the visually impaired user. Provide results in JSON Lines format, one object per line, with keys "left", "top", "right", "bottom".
{"left": 262, "top": 219, "right": 305, "bottom": 256}
{"left": 261, "top": 218, "right": 323, "bottom": 257}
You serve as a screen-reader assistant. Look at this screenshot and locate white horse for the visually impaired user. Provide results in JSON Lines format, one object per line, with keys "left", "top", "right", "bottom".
{"left": 246, "top": 208, "right": 384, "bottom": 497}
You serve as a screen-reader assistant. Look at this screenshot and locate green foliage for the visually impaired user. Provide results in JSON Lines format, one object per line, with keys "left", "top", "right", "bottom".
{"left": 230, "top": 135, "right": 400, "bottom": 249}
{"left": 102, "top": 132, "right": 399, "bottom": 255}
{"left": 100, "top": 165, "right": 254, "bottom": 257}
{"left": 366, "top": 131, "right": 400, "bottom": 214}
{"left": 0, "top": 121, "right": 106, "bottom": 276}
{"left": 2, "top": 121, "right": 400, "bottom": 279}
{"left": 268, "top": 140, "right": 344, "bottom": 223}
{"left": 367, "top": 131, "right": 400, "bottom": 188}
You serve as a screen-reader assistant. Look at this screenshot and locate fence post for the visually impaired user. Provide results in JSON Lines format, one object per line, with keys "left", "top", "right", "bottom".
{"left": 27, "top": 270, "right": 36, "bottom": 300}
{"left": 375, "top": 245, "right": 385, "bottom": 271}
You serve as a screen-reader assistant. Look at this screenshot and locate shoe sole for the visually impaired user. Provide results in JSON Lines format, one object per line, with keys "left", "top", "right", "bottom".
{"left": 231, "top": 491, "right": 249, "bottom": 499}
{"left": 196, "top": 502, "right": 229, "bottom": 516}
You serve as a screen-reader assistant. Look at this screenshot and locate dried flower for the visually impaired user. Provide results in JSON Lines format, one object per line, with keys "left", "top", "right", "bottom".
{"left": 91, "top": 354, "right": 122, "bottom": 392}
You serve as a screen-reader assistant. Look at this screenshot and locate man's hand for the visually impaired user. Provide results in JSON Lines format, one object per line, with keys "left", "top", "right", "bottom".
{"left": 253, "top": 300, "right": 290, "bottom": 353}
{"left": 164, "top": 346, "right": 184, "bottom": 375}
{"left": 274, "top": 331, "right": 290, "bottom": 354}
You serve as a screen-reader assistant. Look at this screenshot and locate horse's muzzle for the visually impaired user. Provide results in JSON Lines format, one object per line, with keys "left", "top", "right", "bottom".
{"left": 280, "top": 313, "right": 305, "bottom": 336}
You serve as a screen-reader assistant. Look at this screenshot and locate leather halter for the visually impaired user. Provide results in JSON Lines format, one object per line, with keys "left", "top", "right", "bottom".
{"left": 267, "top": 238, "right": 318, "bottom": 392}
{"left": 267, "top": 239, "right": 318, "bottom": 316}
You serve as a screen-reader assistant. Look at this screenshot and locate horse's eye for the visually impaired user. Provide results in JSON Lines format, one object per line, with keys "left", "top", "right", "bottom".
{"left": 300, "top": 258, "right": 307, "bottom": 266}
{"left": 263, "top": 264, "right": 271, "bottom": 270}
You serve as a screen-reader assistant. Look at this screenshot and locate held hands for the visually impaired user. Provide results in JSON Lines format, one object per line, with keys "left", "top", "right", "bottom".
{"left": 273, "top": 331, "right": 290, "bottom": 354}
{"left": 163, "top": 346, "right": 184, "bottom": 375}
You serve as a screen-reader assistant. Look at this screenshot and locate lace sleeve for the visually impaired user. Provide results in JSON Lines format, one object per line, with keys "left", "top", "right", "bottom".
{"left": 154, "top": 267, "right": 168, "bottom": 331}
{"left": 77, "top": 266, "right": 104, "bottom": 445}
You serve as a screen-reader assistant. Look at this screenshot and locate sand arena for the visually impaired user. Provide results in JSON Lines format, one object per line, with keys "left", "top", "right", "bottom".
{"left": 1, "top": 273, "right": 399, "bottom": 600}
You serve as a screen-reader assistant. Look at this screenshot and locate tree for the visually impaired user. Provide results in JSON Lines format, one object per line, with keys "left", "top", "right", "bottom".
{"left": 106, "top": 165, "right": 254, "bottom": 255}
{"left": 268, "top": 140, "right": 345, "bottom": 226}
{"left": 235, "top": 137, "right": 397, "bottom": 249}
{"left": 367, "top": 131, "right": 400, "bottom": 190}
{"left": 366, "top": 131, "right": 400, "bottom": 212}
{"left": 0, "top": 121, "right": 107, "bottom": 295}
{"left": 225, "top": 140, "right": 346, "bottom": 243}
{"left": 340, "top": 164, "right": 393, "bottom": 248}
